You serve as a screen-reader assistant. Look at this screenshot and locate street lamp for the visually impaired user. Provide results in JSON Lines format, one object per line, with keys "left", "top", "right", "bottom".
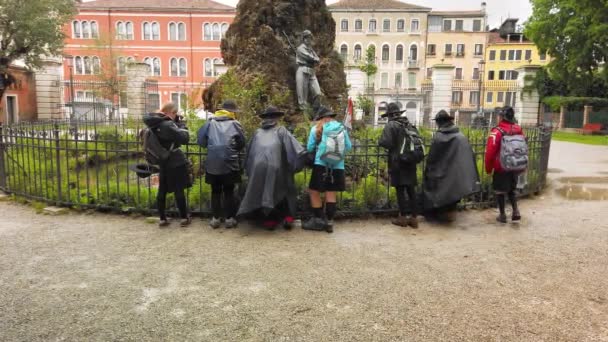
{"left": 477, "top": 59, "right": 486, "bottom": 114}
{"left": 63, "top": 55, "right": 76, "bottom": 122}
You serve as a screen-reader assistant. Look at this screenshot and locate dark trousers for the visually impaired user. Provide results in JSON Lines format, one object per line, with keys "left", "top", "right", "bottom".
{"left": 395, "top": 185, "right": 418, "bottom": 217}
{"left": 157, "top": 187, "right": 188, "bottom": 220}
{"left": 211, "top": 183, "right": 236, "bottom": 219}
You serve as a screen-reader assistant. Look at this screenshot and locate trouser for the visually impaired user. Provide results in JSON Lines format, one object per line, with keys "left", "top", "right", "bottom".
{"left": 496, "top": 191, "right": 519, "bottom": 215}
{"left": 157, "top": 189, "right": 188, "bottom": 220}
{"left": 296, "top": 68, "right": 321, "bottom": 109}
{"left": 211, "top": 183, "right": 236, "bottom": 219}
{"left": 395, "top": 185, "right": 418, "bottom": 217}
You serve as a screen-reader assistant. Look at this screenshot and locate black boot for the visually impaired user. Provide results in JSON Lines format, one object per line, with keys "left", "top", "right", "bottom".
{"left": 496, "top": 194, "right": 507, "bottom": 223}
{"left": 508, "top": 192, "right": 521, "bottom": 221}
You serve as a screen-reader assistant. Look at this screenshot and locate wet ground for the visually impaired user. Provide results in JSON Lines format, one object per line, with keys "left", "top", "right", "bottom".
{"left": 1, "top": 141, "right": 607, "bottom": 341}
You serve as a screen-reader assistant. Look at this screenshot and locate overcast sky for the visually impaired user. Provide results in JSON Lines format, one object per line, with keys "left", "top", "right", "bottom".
{"left": 212, "top": 0, "right": 533, "bottom": 28}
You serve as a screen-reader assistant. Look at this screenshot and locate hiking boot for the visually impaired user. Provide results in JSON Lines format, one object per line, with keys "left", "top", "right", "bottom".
{"left": 282, "top": 216, "right": 294, "bottom": 230}
{"left": 302, "top": 217, "right": 326, "bottom": 231}
{"left": 225, "top": 217, "right": 238, "bottom": 229}
{"left": 408, "top": 216, "right": 419, "bottom": 229}
{"left": 512, "top": 210, "right": 521, "bottom": 222}
{"left": 391, "top": 215, "right": 409, "bottom": 227}
{"left": 325, "top": 220, "right": 334, "bottom": 233}
{"left": 158, "top": 219, "right": 170, "bottom": 228}
{"left": 180, "top": 216, "right": 192, "bottom": 227}
{"left": 209, "top": 217, "right": 222, "bottom": 229}
{"left": 496, "top": 214, "right": 507, "bottom": 224}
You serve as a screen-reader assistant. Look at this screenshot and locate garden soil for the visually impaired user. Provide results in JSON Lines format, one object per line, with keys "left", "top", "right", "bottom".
{"left": 0, "top": 141, "right": 607, "bottom": 341}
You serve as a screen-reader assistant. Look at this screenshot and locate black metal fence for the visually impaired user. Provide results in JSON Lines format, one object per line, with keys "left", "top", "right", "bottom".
{"left": 0, "top": 119, "right": 552, "bottom": 217}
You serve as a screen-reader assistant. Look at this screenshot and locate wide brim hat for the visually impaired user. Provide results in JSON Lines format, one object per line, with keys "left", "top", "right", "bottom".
{"left": 432, "top": 110, "right": 455, "bottom": 121}
{"left": 259, "top": 106, "right": 285, "bottom": 118}
{"left": 129, "top": 163, "right": 160, "bottom": 178}
{"left": 218, "top": 99, "right": 240, "bottom": 113}
{"left": 314, "top": 106, "right": 337, "bottom": 120}
{"left": 498, "top": 106, "right": 516, "bottom": 122}
{"left": 381, "top": 102, "right": 406, "bottom": 118}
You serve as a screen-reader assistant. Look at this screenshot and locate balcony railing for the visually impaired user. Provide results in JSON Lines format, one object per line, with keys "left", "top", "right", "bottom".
{"left": 407, "top": 60, "right": 420, "bottom": 68}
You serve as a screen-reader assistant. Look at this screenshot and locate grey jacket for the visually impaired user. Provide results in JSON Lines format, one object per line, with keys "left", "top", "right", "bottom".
{"left": 197, "top": 116, "right": 245, "bottom": 175}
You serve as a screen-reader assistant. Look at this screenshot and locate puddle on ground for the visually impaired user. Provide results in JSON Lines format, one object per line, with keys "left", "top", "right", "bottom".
{"left": 557, "top": 177, "right": 608, "bottom": 184}
{"left": 599, "top": 172, "right": 608, "bottom": 175}
{"left": 556, "top": 185, "right": 608, "bottom": 200}
{"left": 548, "top": 168, "right": 564, "bottom": 173}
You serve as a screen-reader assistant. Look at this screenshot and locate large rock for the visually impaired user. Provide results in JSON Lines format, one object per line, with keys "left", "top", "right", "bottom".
{"left": 203, "top": 0, "right": 348, "bottom": 122}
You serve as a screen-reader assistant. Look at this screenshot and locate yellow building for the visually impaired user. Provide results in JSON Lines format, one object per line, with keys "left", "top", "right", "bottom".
{"left": 483, "top": 18, "right": 550, "bottom": 110}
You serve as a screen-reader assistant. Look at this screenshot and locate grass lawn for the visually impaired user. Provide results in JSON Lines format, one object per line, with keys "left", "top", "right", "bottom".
{"left": 552, "top": 131, "right": 608, "bottom": 146}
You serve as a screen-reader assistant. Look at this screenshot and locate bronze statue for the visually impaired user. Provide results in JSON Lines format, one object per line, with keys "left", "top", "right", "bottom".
{"left": 296, "top": 30, "right": 322, "bottom": 111}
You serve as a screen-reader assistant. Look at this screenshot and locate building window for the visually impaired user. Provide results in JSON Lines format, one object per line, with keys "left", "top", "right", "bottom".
{"left": 515, "top": 50, "right": 522, "bottom": 60}
{"left": 445, "top": 44, "right": 452, "bottom": 56}
{"left": 452, "top": 91, "right": 463, "bottom": 105}
{"left": 117, "top": 56, "right": 134, "bottom": 76}
{"left": 474, "top": 44, "right": 483, "bottom": 56}
{"left": 143, "top": 22, "right": 160, "bottom": 40}
{"left": 426, "top": 68, "right": 433, "bottom": 78}
{"left": 525, "top": 49, "right": 532, "bottom": 61}
{"left": 82, "top": 21, "right": 91, "bottom": 39}
{"left": 499, "top": 70, "right": 505, "bottom": 80}
{"left": 396, "top": 45, "right": 404, "bottom": 63}
{"left": 73, "top": 21, "right": 81, "bottom": 38}
{"left": 489, "top": 50, "right": 496, "bottom": 60}
{"left": 382, "top": 44, "right": 389, "bottom": 62}
{"left": 73, "top": 56, "right": 100, "bottom": 75}
{"left": 381, "top": 72, "right": 388, "bottom": 88}
{"left": 469, "top": 91, "right": 480, "bottom": 106}
{"left": 341, "top": 19, "right": 348, "bottom": 32}
{"left": 473, "top": 67, "right": 479, "bottom": 80}
{"left": 354, "top": 44, "right": 362, "bottom": 61}
{"left": 505, "top": 91, "right": 517, "bottom": 106}
{"left": 456, "top": 44, "right": 465, "bottom": 57}
{"left": 73, "top": 20, "right": 99, "bottom": 39}
{"left": 455, "top": 67, "right": 463, "bottom": 80}
{"left": 170, "top": 57, "right": 187, "bottom": 77}
{"left": 427, "top": 44, "right": 436, "bottom": 56}
{"left": 213, "top": 58, "right": 223, "bottom": 76}
{"left": 506, "top": 70, "right": 519, "bottom": 80}
{"left": 212, "top": 23, "right": 220, "bottom": 41}
{"left": 91, "top": 21, "right": 99, "bottom": 39}
{"left": 171, "top": 92, "right": 188, "bottom": 112}
{"left": 540, "top": 52, "right": 547, "bottom": 60}
{"left": 383, "top": 19, "right": 391, "bottom": 32}
{"left": 409, "top": 44, "right": 418, "bottom": 61}
{"left": 488, "top": 70, "right": 495, "bottom": 80}
{"left": 410, "top": 19, "right": 419, "bottom": 32}
{"left": 116, "top": 21, "right": 133, "bottom": 40}
{"left": 75, "top": 56, "right": 83, "bottom": 74}
{"left": 355, "top": 19, "right": 362, "bottom": 32}
{"left": 148, "top": 93, "right": 160, "bottom": 112}
{"left": 395, "top": 72, "right": 402, "bottom": 88}
{"left": 203, "top": 23, "right": 212, "bottom": 40}
{"left": 204, "top": 59, "right": 213, "bottom": 76}
{"left": 169, "top": 22, "right": 186, "bottom": 41}
{"left": 473, "top": 19, "right": 482, "bottom": 32}
{"left": 455, "top": 20, "right": 464, "bottom": 31}
{"left": 397, "top": 19, "right": 405, "bottom": 32}
{"left": 408, "top": 72, "right": 416, "bottom": 89}
{"left": 508, "top": 50, "right": 515, "bottom": 60}
{"left": 443, "top": 20, "right": 452, "bottom": 31}
{"left": 500, "top": 50, "right": 507, "bottom": 60}
{"left": 486, "top": 91, "right": 493, "bottom": 103}
{"left": 340, "top": 44, "right": 348, "bottom": 60}
{"left": 497, "top": 91, "right": 504, "bottom": 103}
{"left": 368, "top": 19, "right": 377, "bottom": 33}
{"left": 144, "top": 57, "right": 161, "bottom": 76}
{"left": 221, "top": 23, "right": 228, "bottom": 37}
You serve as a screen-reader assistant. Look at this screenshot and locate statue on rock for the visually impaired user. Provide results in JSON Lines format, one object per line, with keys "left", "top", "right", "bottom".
{"left": 203, "top": 0, "right": 347, "bottom": 123}
{"left": 295, "top": 30, "right": 322, "bottom": 111}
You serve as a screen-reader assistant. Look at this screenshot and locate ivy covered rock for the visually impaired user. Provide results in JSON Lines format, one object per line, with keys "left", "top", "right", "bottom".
{"left": 202, "top": 0, "right": 348, "bottom": 122}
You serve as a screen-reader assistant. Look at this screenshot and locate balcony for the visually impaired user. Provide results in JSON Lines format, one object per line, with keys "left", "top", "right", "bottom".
{"left": 407, "top": 60, "right": 420, "bottom": 69}
{"left": 456, "top": 52, "right": 465, "bottom": 57}
{"left": 444, "top": 51, "right": 453, "bottom": 57}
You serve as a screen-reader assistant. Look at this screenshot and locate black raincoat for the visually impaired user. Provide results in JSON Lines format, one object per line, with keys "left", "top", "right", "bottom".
{"left": 378, "top": 116, "right": 419, "bottom": 187}
{"left": 237, "top": 121, "right": 305, "bottom": 217}
{"left": 423, "top": 124, "right": 480, "bottom": 209}
{"left": 142, "top": 113, "right": 189, "bottom": 169}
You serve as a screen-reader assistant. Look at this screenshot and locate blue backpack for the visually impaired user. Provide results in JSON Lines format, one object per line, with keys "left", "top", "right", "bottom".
{"left": 317, "top": 123, "right": 347, "bottom": 167}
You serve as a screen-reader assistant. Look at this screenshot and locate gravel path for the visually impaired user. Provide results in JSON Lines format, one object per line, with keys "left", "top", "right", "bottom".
{"left": 0, "top": 141, "right": 607, "bottom": 341}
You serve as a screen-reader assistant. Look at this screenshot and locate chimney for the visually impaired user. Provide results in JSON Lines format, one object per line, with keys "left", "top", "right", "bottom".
{"left": 481, "top": 2, "right": 487, "bottom": 13}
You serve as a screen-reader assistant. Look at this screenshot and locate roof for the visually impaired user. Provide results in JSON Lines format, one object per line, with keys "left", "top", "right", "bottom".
{"left": 328, "top": 0, "right": 431, "bottom": 11}
{"left": 429, "top": 10, "right": 485, "bottom": 18}
{"left": 78, "top": 0, "right": 235, "bottom": 12}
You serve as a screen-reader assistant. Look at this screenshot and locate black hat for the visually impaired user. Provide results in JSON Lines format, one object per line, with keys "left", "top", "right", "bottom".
{"left": 218, "top": 99, "right": 240, "bottom": 113}
{"left": 129, "top": 163, "right": 160, "bottom": 178}
{"left": 433, "top": 110, "right": 455, "bottom": 121}
{"left": 499, "top": 106, "right": 516, "bottom": 122}
{"left": 314, "top": 106, "right": 337, "bottom": 120}
{"left": 259, "top": 106, "right": 285, "bottom": 118}
{"left": 381, "top": 102, "right": 406, "bottom": 118}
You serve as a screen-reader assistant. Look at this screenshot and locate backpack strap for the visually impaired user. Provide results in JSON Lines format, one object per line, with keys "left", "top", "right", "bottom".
{"left": 494, "top": 126, "right": 508, "bottom": 136}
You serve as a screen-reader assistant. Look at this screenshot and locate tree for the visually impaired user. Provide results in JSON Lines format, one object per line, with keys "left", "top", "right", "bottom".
{"left": 359, "top": 45, "right": 378, "bottom": 90}
{"left": 0, "top": 0, "right": 76, "bottom": 103}
{"left": 525, "top": 0, "right": 608, "bottom": 96}
{"left": 356, "top": 94, "right": 374, "bottom": 117}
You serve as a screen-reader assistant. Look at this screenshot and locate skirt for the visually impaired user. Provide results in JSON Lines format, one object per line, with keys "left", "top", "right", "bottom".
{"left": 309, "top": 165, "right": 346, "bottom": 192}
{"left": 493, "top": 171, "right": 518, "bottom": 193}
{"left": 159, "top": 164, "right": 190, "bottom": 194}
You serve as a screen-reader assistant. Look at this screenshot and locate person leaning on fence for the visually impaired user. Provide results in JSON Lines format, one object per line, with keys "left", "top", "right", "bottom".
{"left": 423, "top": 110, "right": 481, "bottom": 223}
{"left": 302, "top": 106, "right": 352, "bottom": 233}
{"left": 378, "top": 102, "right": 421, "bottom": 229}
{"left": 484, "top": 106, "right": 526, "bottom": 223}
{"left": 143, "top": 102, "right": 192, "bottom": 227}
{"left": 197, "top": 99, "right": 246, "bottom": 229}
{"left": 236, "top": 106, "right": 306, "bottom": 230}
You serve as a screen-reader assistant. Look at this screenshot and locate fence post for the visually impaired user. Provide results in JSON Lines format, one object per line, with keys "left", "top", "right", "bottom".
{"left": 0, "top": 124, "right": 6, "bottom": 190}
{"left": 583, "top": 105, "right": 592, "bottom": 127}
{"left": 54, "top": 123, "right": 62, "bottom": 204}
{"left": 558, "top": 105, "right": 566, "bottom": 129}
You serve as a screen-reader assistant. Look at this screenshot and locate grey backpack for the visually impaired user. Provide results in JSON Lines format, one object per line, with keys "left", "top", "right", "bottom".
{"left": 496, "top": 127, "right": 528, "bottom": 172}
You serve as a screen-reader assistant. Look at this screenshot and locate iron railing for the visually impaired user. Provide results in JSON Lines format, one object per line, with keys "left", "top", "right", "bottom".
{"left": 0, "top": 120, "right": 552, "bottom": 217}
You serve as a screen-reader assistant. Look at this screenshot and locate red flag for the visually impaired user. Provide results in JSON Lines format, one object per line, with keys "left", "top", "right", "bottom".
{"left": 344, "top": 97, "right": 354, "bottom": 130}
